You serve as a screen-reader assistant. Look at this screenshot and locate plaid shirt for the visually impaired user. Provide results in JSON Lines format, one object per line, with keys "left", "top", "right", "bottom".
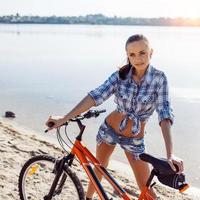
{"left": 89, "top": 65, "right": 174, "bottom": 135}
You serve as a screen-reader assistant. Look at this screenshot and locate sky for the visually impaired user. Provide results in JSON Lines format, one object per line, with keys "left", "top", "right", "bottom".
{"left": 0, "top": 0, "right": 200, "bottom": 18}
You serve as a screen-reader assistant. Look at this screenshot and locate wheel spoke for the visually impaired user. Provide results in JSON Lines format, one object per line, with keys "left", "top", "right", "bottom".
{"left": 18, "top": 155, "right": 85, "bottom": 200}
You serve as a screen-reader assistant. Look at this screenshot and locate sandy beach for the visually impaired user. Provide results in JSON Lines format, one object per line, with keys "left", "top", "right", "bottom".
{"left": 0, "top": 120, "right": 198, "bottom": 200}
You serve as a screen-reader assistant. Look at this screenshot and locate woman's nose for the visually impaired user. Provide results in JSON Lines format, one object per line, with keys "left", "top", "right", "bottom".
{"left": 135, "top": 56, "right": 143, "bottom": 62}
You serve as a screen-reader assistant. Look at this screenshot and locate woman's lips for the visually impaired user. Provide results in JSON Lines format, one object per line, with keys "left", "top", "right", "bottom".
{"left": 135, "top": 63, "right": 144, "bottom": 66}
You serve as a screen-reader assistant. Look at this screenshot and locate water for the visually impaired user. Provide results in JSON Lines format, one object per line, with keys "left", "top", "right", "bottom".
{"left": 0, "top": 24, "right": 200, "bottom": 188}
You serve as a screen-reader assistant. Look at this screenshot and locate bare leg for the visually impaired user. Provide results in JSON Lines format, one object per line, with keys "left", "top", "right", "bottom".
{"left": 86, "top": 142, "right": 115, "bottom": 199}
{"left": 125, "top": 151, "right": 157, "bottom": 199}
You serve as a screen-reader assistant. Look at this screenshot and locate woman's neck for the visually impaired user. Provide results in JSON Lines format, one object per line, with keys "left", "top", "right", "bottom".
{"left": 133, "top": 68, "right": 147, "bottom": 83}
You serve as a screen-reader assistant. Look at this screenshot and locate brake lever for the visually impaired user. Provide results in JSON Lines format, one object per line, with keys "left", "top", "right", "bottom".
{"left": 94, "top": 111, "right": 100, "bottom": 117}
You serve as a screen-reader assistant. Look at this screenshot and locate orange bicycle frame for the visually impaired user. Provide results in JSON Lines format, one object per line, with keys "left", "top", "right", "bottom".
{"left": 69, "top": 139, "right": 153, "bottom": 200}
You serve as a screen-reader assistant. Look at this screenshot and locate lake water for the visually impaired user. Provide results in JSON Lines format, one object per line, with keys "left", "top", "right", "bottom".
{"left": 0, "top": 24, "right": 200, "bottom": 188}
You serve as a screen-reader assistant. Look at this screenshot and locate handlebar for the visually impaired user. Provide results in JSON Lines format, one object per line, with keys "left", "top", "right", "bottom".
{"left": 83, "top": 109, "right": 106, "bottom": 119}
{"left": 45, "top": 109, "right": 106, "bottom": 132}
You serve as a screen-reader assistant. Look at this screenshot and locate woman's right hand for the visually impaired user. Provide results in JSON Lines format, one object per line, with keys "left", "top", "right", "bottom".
{"left": 45, "top": 116, "right": 67, "bottom": 131}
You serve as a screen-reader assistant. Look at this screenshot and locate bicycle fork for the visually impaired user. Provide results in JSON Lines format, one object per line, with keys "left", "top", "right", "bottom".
{"left": 43, "top": 154, "right": 74, "bottom": 200}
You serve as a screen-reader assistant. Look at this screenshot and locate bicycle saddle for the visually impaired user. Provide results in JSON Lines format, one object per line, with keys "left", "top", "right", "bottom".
{"left": 139, "top": 153, "right": 189, "bottom": 191}
{"left": 139, "top": 153, "right": 177, "bottom": 175}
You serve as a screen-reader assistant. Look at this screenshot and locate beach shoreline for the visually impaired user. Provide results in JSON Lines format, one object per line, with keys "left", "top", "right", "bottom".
{"left": 0, "top": 119, "right": 199, "bottom": 200}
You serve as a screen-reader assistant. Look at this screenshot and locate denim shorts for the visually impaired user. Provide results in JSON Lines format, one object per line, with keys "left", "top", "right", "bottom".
{"left": 96, "top": 121, "right": 145, "bottom": 160}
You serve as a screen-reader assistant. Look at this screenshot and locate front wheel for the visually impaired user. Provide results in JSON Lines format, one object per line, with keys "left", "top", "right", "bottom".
{"left": 18, "top": 155, "right": 85, "bottom": 200}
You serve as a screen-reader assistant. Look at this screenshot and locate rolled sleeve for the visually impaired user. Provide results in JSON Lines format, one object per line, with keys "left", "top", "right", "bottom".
{"left": 88, "top": 71, "right": 119, "bottom": 106}
{"left": 156, "top": 73, "right": 174, "bottom": 125}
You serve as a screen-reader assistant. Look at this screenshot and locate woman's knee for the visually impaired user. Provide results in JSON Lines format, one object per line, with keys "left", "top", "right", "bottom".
{"left": 125, "top": 152, "right": 151, "bottom": 189}
{"left": 134, "top": 161, "right": 151, "bottom": 189}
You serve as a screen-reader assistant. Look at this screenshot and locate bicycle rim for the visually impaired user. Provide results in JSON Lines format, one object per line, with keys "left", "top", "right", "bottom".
{"left": 18, "top": 155, "right": 84, "bottom": 200}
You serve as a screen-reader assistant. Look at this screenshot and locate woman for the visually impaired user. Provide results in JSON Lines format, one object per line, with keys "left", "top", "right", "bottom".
{"left": 46, "top": 34, "right": 184, "bottom": 199}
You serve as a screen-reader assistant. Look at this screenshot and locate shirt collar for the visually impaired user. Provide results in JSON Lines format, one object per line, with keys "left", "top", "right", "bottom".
{"left": 141, "top": 64, "right": 154, "bottom": 85}
{"left": 127, "top": 64, "right": 153, "bottom": 85}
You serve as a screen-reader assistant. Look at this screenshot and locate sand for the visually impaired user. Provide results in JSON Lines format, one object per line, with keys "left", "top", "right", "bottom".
{"left": 0, "top": 120, "right": 197, "bottom": 200}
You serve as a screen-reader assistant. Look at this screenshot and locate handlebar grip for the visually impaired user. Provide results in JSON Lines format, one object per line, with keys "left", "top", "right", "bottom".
{"left": 98, "top": 109, "right": 106, "bottom": 113}
{"left": 83, "top": 109, "right": 106, "bottom": 119}
{"left": 47, "top": 121, "right": 55, "bottom": 128}
{"left": 44, "top": 122, "right": 55, "bottom": 133}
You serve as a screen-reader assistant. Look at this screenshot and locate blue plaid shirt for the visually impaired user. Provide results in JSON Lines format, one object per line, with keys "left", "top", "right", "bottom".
{"left": 89, "top": 65, "right": 174, "bottom": 135}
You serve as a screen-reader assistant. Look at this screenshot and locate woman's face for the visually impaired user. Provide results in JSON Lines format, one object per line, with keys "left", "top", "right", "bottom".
{"left": 126, "top": 40, "right": 153, "bottom": 72}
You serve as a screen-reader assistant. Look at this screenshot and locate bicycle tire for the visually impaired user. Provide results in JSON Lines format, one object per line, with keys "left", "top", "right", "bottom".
{"left": 18, "top": 155, "right": 85, "bottom": 200}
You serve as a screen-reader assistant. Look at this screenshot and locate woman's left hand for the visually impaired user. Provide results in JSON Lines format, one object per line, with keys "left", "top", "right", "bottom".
{"left": 167, "top": 154, "right": 184, "bottom": 174}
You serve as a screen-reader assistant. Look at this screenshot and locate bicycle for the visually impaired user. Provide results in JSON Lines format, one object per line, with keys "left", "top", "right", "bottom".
{"left": 18, "top": 109, "right": 189, "bottom": 200}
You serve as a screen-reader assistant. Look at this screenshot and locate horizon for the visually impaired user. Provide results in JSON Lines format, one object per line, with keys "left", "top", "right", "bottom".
{"left": 0, "top": 0, "right": 200, "bottom": 19}
{"left": 1, "top": 13, "right": 200, "bottom": 20}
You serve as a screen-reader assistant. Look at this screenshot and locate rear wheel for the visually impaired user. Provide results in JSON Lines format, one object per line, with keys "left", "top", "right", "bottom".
{"left": 18, "top": 155, "right": 85, "bottom": 200}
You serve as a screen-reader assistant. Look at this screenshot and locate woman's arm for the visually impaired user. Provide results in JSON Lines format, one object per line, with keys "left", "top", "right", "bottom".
{"left": 160, "top": 119, "right": 184, "bottom": 173}
{"left": 63, "top": 94, "right": 95, "bottom": 120}
{"left": 156, "top": 73, "right": 183, "bottom": 173}
{"left": 160, "top": 119, "right": 173, "bottom": 159}
{"left": 46, "top": 95, "right": 95, "bottom": 130}
{"left": 46, "top": 71, "right": 119, "bottom": 130}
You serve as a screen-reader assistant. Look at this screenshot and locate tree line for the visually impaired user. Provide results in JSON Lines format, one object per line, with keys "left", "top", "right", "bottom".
{"left": 0, "top": 13, "right": 200, "bottom": 26}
